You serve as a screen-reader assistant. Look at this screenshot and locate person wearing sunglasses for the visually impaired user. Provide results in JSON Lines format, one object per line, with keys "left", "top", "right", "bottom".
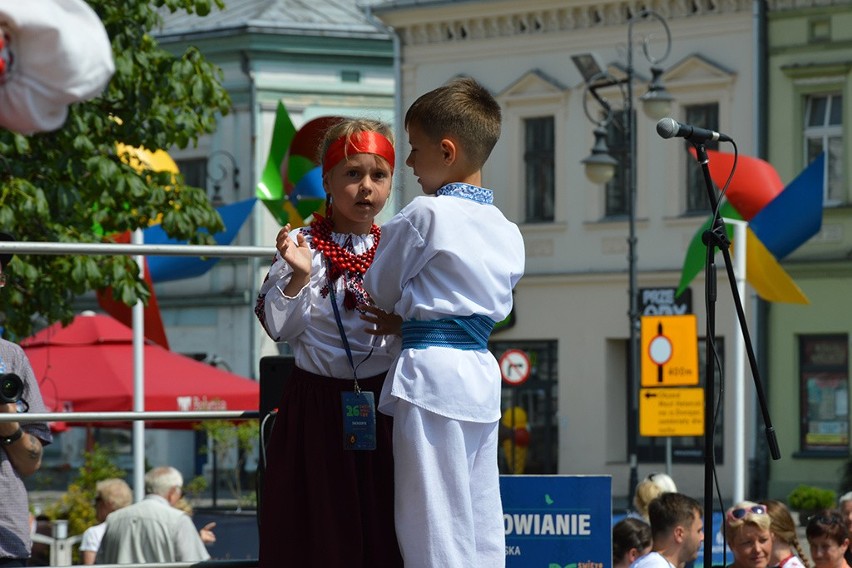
{"left": 724, "top": 501, "right": 773, "bottom": 568}
{"left": 806, "top": 510, "right": 851, "bottom": 568}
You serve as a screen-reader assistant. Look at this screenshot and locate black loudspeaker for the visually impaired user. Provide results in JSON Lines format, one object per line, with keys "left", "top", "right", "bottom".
{"left": 256, "top": 355, "right": 294, "bottom": 530}
{"left": 259, "top": 355, "right": 293, "bottom": 420}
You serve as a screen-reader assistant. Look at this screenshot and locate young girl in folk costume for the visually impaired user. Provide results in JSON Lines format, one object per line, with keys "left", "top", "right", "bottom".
{"left": 254, "top": 118, "right": 403, "bottom": 567}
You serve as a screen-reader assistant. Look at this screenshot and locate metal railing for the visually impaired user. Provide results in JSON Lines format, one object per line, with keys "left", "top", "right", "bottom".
{"left": 4, "top": 405, "right": 264, "bottom": 567}
{"left": 8, "top": 413, "right": 264, "bottom": 567}
{"left": 4, "top": 411, "right": 259, "bottom": 425}
{"left": 0, "top": 239, "right": 270, "bottom": 567}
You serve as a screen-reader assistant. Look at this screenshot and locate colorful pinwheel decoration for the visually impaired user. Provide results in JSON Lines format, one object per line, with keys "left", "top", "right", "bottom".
{"left": 677, "top": 151, "right": 826, "bottom": 304}
{"left": 103, "top": 102, "right": 345, "bottom": 346}
{"left": 256, "top": 101, "right": 343, "bottom": 227}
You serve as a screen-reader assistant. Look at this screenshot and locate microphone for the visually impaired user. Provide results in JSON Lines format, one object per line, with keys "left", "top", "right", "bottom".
{"left": 655, "top": 117, "right": 732, "bottom": 143}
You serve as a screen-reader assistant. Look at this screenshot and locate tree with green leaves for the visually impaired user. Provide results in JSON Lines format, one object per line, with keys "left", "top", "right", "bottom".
{"left": 0, "top": 0, "right": 230, "bottom": 340}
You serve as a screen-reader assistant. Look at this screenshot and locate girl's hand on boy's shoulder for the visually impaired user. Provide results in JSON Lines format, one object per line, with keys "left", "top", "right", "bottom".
{"left": 359, "top": 304, "right": 402, "bottom": 336}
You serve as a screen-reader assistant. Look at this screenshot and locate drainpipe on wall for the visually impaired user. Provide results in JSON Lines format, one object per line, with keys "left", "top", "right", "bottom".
{"left": 241, "top": 50, "right": 260, "bottom": 379}
{"left": 362, "top": 5, "right": 404, "bottom": 215}
{"left": 751, "top": 0, "right": 771, "bottom": 500}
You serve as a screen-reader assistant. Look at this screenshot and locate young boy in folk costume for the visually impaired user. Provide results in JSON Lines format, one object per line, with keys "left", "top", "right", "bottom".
{"left": 363, "top": 77, "right": 526, "bottom": 567}
{"left": 254, "top": 118, "right": 403, "bottom": 567}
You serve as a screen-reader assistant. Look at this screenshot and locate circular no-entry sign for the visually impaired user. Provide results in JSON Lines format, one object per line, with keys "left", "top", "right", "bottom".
{"left": 499, "top": 349, "right": 531, "bottom": 385}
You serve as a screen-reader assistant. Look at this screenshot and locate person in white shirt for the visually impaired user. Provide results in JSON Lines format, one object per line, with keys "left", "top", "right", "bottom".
{"left": 363, "top": 77, "right": 525, "bottom": 568}
{"left": 630, "top": 492, "right": 704, "bottom": 568}
{"left": 96, "top": 466, "right": 209, "bottom": 564}
{"left": 79, "top": 478, "right": 132, "bottom": 565}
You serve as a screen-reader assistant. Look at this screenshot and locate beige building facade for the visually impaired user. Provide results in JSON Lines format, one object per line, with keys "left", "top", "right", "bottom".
{"left": 376, "top": 0, "right": 763, "bottom": 505}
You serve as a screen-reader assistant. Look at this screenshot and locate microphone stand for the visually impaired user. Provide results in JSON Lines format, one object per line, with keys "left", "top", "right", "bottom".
{"left": 690, "top": 142, "right": 780, "bottom": 568}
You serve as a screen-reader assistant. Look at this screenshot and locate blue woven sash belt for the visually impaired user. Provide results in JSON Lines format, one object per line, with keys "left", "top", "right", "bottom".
{"left": 401, "top": 314, "right": 496, "bottom": 351}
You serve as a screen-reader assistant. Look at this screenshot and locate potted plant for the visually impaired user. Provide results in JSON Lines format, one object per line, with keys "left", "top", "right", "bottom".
{"left": 787, "top": 484, "right": 837, "bottom": 526}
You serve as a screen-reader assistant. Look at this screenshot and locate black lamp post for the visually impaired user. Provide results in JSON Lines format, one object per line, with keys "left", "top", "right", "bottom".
{"left": 573, "top": 9, "right": 674, "bottom": 509}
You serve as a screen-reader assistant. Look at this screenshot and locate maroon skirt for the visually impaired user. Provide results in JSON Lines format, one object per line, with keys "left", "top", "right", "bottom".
{"left": 257, "top": 366, "right": 403, "bottom": 567}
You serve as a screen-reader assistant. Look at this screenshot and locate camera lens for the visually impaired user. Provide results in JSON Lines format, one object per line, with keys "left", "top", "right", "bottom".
{"left": 0, "top": 373, "right": 23, "bottom": 404}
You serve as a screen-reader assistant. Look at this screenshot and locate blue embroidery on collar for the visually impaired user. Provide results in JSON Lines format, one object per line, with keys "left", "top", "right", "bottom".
{"left": 436, "top": 183, "right": 493, "bottom": 205}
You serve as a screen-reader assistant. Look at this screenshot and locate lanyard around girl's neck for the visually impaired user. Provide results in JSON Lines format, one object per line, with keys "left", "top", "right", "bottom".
{"left": 326, "top": 261, "right": 373, "bottom": 393}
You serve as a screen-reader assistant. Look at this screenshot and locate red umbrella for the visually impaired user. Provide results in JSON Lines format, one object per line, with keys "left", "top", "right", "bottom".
{"left": 21, "top": 312, "right": 259, "bottom": 429}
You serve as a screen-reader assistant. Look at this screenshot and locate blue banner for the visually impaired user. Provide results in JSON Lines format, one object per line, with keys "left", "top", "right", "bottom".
{"left": 501, "top": 475, "right": 612, "bottom": 567}
{"left": 699, "top": 512, "right": 731, "bottom": 565}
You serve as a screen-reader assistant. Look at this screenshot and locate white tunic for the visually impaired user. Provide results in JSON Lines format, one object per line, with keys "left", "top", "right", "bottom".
{"left": 363, "top": 184, "right": 525, "bottom": 422}
{"left": 256, "top": 227, "right": 399, "bottom": 379}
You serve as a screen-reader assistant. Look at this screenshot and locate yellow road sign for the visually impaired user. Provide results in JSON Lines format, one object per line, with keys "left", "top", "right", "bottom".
{"left": 639, "top": 387, "right": 705, "bottom": 437}
{"left": 641, "top": 314, "right": 699, "bottom": 387}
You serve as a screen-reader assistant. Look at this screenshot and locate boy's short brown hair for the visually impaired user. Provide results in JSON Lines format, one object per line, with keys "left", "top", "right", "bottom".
{"left": 647, "top": 491, "right": 701, "bottom": 541}
{"left": 404, "top": 77, "right": 501, "bottom": 170}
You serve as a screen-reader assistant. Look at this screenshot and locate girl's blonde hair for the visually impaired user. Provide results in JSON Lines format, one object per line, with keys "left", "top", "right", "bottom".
{"left": 761, "top": 499, "right": 810, "bottom": 568}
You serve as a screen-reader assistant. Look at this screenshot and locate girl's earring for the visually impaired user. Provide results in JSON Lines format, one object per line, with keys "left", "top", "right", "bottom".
{"left": 325, "top": 194, "right": 333, "bottom": 220}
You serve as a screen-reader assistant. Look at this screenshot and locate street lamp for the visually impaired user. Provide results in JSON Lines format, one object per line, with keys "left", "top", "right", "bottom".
{"left": 573, "top": 8, "right": 673, "bottom": 509}
{"left": 207, "top": 149, "right": 240, "bottom": 206}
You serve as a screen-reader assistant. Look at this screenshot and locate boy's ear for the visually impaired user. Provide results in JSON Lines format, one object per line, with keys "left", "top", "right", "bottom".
{"left": 440, "top": 138, "right": 457, "bottom": 164}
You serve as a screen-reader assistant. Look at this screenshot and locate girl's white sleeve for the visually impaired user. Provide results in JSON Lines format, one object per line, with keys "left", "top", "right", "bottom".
{"left": 255, "top": 251, "right": 312, "bottom": 342}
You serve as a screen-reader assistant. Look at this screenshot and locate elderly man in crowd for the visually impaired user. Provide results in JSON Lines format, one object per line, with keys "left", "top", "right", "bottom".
{"left": 96, "top": 466, "right": 209, "bottom": 564}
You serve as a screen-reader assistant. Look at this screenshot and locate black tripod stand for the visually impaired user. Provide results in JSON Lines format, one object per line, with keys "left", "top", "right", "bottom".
{"left": 690, "top": 141, "right": 781, "bottom": 567}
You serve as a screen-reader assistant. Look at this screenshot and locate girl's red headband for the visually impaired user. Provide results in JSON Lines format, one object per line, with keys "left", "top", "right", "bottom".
{"left": 322, "top": 131, "right": 395, "bottom": 176}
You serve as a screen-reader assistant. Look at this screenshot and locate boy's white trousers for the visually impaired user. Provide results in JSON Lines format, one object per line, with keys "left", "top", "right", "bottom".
{"left": 392, "top": 400, "right": 505, "bottom": 568}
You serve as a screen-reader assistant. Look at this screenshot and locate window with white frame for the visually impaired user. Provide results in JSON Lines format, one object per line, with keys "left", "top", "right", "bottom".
{"left": 523, "top": 116, "right": 555, "bottom": 222}
{"left": 684, "top": 102, "right": 720, "bottom": 214}
{"left": 804, "top": 93, "right": 844, "bottom": 205}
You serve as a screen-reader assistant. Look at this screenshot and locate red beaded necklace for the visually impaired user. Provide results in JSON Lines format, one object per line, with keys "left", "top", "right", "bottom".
{"left": 309, "top": 214, "right": 381, "bottom": 282}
